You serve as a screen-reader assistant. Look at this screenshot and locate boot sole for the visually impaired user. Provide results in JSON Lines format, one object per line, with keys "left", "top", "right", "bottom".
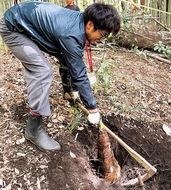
{"left": 25, "top": 133, "right": 61, "bottom": 152}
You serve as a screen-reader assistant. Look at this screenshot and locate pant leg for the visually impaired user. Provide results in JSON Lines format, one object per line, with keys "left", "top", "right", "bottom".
{"left": 0, "top": 19, "right": 52, "bottom": 116}
{"left": 59, "top": 61, "right": 72, "bottom": 94}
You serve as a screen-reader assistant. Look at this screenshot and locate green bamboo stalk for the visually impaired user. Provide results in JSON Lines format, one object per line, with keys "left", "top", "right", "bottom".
{"left": 146, "top": 0, "right": 150, "bottom": 12}
{"left": 163, "top": 0, "right": 166, "bottom": 26}
{"left": 167, "top": 0, "right": 171, "bottom": 28}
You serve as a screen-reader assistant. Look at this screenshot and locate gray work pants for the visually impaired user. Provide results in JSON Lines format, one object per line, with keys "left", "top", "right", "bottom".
{"left": 0, "top": 18, "right": 52, "bottom": 116}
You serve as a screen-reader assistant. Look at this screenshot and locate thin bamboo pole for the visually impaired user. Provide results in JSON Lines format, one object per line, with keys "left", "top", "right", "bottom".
{"left": 167, "top": 0, "right": 171, "bottom": 28}
{"left": 163, "top": 0, "right": 167, "bottom": 26}
{"left": 146, "top": 0, "right": 150, "bottom": 12}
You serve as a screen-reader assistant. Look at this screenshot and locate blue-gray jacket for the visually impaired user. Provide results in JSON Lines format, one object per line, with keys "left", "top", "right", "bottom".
{"left": 4, "top": 1, "right": 96, "bottom": 109}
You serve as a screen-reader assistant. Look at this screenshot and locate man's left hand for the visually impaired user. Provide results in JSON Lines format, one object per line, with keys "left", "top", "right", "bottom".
{"left": 71, "top": 91, "right": 81, "bottom": 104}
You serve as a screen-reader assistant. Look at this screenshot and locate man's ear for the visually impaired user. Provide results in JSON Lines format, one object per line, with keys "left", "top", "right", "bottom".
{"left": 86, "top": 21, "right": 94, "bottom": 30}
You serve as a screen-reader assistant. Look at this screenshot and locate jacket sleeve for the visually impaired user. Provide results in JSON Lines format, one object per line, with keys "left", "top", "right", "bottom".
{"left": 57, "top": 37, "right": 97, "bottom": 109}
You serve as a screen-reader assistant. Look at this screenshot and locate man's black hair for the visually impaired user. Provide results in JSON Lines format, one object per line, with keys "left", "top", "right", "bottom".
{"left": 83, "top": 3, "right": 121, "bottom": 35}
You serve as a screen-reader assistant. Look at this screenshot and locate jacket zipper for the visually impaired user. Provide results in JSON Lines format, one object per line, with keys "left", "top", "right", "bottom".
{"left": 31, "top": 37, "right": 57, "bottom": 54}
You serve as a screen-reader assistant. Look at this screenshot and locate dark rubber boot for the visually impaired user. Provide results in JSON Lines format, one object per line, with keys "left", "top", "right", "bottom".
{"left": 25, "top": 114, "right": 61, "bottom": 151}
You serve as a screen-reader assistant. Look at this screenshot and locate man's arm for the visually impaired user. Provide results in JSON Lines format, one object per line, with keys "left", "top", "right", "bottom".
{"left": 57, "top": 37, "right": 96, "bottom": 110}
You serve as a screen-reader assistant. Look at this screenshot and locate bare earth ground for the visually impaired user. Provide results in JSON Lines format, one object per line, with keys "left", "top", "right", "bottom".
{"left": 0, "top": 45, "right": 171, "bottom": 190}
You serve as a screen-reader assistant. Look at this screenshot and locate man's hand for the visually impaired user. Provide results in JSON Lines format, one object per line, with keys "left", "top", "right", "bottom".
{"left": 88, "top": 109, "right": 101, "bottom": 124}
{"left": 71, "top": 91, "right": 81, "bottom": 103}
{"left": 64, "top": 91, "right": 81, "bottom": 106}
{"left": 64, "top": 92, "right": 100, "bottom": 124}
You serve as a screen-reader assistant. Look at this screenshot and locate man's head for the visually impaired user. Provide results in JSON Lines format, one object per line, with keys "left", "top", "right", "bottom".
{"left": 83, "top": 3, "right": 121, "bottom": 44}
{"left": 66, "top": 0, "right": 73, "bottom": 6}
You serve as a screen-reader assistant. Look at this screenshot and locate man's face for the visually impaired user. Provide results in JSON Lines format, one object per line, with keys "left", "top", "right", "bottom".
{"left": 85, "top": 21, "right": 108, "bottom": 44}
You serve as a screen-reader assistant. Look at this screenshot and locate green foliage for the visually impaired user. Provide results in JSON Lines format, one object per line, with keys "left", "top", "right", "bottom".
{"left": 121, "top": 12, "right": 132, "bottom": 32}
{"left": 97, "top": 41, "right": 111, "bottom": 91}
{"left": 154, "top": 41, "right": 171, "bottom": 61}
{"left": 67, "top": 109, "right": 83, "bottom": 132}
{"left": 98, "top": 60, "right": 110, "bottom": 89}
{"left": 131, "top": 45, "right": 147, "bottom": 59}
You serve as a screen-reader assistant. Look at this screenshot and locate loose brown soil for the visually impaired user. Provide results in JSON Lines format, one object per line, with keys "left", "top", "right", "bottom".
{"left": 0, "top": 45, "right": 171, "bottom": 190}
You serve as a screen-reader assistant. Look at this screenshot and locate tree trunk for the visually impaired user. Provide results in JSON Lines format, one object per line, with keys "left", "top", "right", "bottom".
{"left": 115, "top": 29, "right": 171, "bottom": 50}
